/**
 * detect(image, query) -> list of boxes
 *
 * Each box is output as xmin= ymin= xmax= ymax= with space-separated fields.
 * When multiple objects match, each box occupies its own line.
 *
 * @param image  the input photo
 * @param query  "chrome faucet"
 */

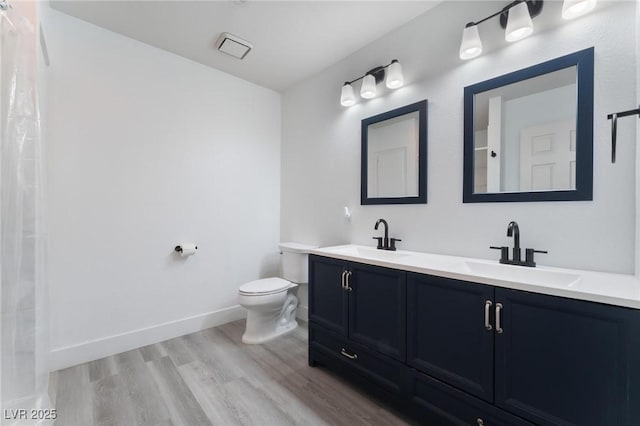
xmin=373 ymin=218 xmax=401 ymax=251
xmin=490 ymin=221 xmax=547 ymax=267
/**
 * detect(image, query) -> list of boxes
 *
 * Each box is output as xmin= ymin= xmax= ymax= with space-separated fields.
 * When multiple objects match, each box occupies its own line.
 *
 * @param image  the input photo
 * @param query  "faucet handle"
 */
xmin=524 ymin=248 xmax=547 ymax=267
xmin=372 ymin=237 xmax=383 ymax=249
xmin=389 ymin=238 xmax=402 ymax=251
xmin=490 ymin=246 xmax=509 ymax=264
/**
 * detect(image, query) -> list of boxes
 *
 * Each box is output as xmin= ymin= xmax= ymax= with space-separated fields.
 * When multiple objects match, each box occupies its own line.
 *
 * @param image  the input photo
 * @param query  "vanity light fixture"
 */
xmin=562 ymin=0 xmax=597 ymax=20
xmin=459 ymin=1 xmax=543 ymax=61
xmin=504 ymin=1 xmax=534 ymax=42
xmin=460 ymin=0 xmax=597 ymax=60
xmin=340 ymin=60 xmax=404 ymax=107
xmin=459 ymin=24 xmax=483 ymax=60
xmin=340 ymin=83 xmax=356 ymax=107
xmin=360 ymin=74 xmax=377 ymax=99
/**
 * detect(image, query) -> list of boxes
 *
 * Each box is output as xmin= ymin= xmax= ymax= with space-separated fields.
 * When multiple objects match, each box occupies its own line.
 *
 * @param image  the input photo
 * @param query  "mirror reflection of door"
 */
xmin=367 ymin=112 xmax=419 ymax=198
xmin=473 ymin=66 xmax=577 ymax=194
xmin=520 ymin=120 xmax=576 ymax=191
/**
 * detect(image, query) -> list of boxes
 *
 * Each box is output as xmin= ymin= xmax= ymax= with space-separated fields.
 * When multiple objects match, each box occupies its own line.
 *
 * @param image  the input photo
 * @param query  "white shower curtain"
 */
xmin=0 ymin=5 xmax=50 ymax=425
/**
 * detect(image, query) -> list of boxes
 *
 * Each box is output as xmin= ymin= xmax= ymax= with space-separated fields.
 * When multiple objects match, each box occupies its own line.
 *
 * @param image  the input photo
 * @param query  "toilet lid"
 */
xmin=239 ymin=277 xmax=292 ymax=296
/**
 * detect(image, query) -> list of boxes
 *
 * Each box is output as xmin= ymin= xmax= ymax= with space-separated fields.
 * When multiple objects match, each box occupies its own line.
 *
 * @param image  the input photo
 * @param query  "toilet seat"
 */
xmin=239 ymin=277 xmax=292 ymax=296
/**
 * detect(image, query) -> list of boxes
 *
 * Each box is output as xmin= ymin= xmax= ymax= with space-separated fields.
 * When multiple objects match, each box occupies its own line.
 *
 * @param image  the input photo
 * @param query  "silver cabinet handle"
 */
xmin=341 ymin=270 xmax=347 ymax=289
xmin=346 ymin=271 xmax=353 ymax=291
xmin=484 ymin=300 xmax=493 ymax=331
xmin=495 ymin=303 xmax=503 ymax=334
xmin=340 ymin=348 xmax=358 ymax=360
xmin=477 ymin=418 xmax=484 ymax=426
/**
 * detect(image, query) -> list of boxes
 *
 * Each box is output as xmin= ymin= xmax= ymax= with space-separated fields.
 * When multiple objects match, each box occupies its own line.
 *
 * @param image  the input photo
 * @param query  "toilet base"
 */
xmin=242 ymin=319 xmax=298 ymax=344
xmin=242 ymin=293 xmax=299 ymax=344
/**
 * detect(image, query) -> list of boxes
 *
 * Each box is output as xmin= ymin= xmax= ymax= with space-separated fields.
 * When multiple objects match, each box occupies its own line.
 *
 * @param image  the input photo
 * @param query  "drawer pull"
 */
xmin=477 ymin=418 xmax=484 ymax=426
xmin=340 ymin=348 xmax=358 ymax=360
xmin=484 ymin=300 xmax=493 ymax=331
xmin=495 ymin=303 xmax=503 ymax=334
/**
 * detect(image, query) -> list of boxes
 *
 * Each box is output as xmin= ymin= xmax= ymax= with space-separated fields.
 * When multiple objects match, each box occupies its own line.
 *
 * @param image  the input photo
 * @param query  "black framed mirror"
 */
xmin=361 ymin=100 xmax=428 ymax=205
xmin=463 ymin=47 xmax=594 ymax=203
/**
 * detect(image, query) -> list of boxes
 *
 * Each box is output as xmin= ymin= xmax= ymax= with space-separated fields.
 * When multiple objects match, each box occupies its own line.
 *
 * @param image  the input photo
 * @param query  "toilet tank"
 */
xmin=279 ymin=242 xmax=317 ymax=284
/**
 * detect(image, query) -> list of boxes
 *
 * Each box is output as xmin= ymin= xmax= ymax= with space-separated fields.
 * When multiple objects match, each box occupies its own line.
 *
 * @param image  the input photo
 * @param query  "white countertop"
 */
xmin=309 ymin=244 xmax=640 ymax=310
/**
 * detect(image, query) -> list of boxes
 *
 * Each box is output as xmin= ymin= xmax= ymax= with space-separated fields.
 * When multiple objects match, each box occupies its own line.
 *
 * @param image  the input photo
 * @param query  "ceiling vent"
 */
xmin=216 ymin=32 xmax=252 ymax=60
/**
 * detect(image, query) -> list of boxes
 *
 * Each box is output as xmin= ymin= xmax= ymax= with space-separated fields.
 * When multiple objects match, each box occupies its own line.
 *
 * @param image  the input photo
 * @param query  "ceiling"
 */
xmin=50 ymin=1 xmax=443 ymax=92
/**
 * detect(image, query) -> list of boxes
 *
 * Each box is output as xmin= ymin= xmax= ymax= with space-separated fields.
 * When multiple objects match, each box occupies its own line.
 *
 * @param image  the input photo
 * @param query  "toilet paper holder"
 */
xmin=174 ymin=245 xmax=198 ymax=253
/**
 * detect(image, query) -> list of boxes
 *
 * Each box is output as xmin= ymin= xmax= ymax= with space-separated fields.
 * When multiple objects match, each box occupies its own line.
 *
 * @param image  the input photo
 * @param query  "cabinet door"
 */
xmin=348 ymin=262 xmax=406 ymax=361
xmin=495 ymin=288 xmax=640 ymax=426
xmin=308 ymin=255 xmax=348 ymax=335
xmin=407 ymin=273 xmax=495 ymax=402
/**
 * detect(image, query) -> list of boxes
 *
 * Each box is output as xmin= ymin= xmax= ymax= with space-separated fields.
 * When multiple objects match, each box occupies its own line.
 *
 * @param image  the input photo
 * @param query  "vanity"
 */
xmin=308 ymin=245 xmax=640 ymax=426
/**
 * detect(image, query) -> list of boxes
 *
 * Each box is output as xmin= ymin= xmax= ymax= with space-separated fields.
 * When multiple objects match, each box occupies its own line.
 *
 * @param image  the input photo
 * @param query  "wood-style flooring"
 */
xmin=49 ymin=319 xmax=412 ymax=426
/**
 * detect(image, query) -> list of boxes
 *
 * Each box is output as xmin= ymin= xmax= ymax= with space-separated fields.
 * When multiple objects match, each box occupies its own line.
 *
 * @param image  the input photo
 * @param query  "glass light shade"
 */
xmin=385 ymin=60 xmax=404 ymax=89
xmin=360 ymin=74 xmax=377 ymax=99
xmin=505 ymin=1 xmax=534 ymax=42
xmin=459 ymin=24 xmax=483 ymax=60
xmin=562 ymin=0 xmax=596 ymax=19
xmin=340 ymin=83 xmax=356 ymax=107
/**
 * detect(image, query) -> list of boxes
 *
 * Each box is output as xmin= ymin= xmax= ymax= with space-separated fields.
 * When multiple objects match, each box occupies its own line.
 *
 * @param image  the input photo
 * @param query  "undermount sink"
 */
xmin=328 ymin=246 xmax=412 ymax=261
xmin=452 ymin=261 xmax=581 ymax=288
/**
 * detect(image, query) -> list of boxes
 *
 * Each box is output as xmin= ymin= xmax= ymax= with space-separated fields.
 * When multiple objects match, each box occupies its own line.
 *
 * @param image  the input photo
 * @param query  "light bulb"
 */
xmin=385 ymin=60 xmax=404 ymax=89
xmin=340 ymin=83 xmax=355 ymax=107
xmin=360 ymin=74 xmax=377 ymax=99
xmin=459 ymin=24 xmax=483 ymax=60
xmin=562 ymin=0 xmax=596 ymax=19
xmin=505 ymin=1 xmax=534 ymax=42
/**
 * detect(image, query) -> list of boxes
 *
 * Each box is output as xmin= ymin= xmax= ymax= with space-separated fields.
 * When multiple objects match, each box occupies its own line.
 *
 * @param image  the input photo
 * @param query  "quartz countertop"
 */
xmin=309 ymin=244 xmax=640 ymax=310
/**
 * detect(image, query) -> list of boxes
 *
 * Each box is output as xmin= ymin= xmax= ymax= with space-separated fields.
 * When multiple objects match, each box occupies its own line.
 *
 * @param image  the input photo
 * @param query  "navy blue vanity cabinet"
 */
xmin=406 ymin=271 xmax=640 ymax=426
xmin=308 ymin=255 xmax=407 ymax=396
xmin=494 ymin=288 xmax=640 ymax=426
xmin=308 ymin=255 xmax=348 ymax=336
xmin=311 ymin=255 xmax=640 ymax=425
xmin=348 ymin=262 xmax=406 ymax=361
xmin=407 ymin=273 xmax=495 ymax=403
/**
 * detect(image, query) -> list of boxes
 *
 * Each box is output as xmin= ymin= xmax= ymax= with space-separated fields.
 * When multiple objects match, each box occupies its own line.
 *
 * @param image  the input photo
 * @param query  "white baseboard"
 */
xmin=296 ymin=304 xmax=308 ymax=321
xmin=49 ymin=305 xmax=246 ymax=372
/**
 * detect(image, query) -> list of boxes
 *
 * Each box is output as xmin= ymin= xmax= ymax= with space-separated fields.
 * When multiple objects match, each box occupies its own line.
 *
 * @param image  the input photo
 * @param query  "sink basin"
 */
xmin=452 ymin=261 xmax=581 ymax=288
xmin=329 ymin=246 xmax=412 ymax=261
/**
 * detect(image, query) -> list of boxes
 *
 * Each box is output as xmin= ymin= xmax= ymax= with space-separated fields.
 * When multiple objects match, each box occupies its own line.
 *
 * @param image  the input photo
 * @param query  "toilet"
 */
xmin=238 ymin=242 xmax=316 ymax=344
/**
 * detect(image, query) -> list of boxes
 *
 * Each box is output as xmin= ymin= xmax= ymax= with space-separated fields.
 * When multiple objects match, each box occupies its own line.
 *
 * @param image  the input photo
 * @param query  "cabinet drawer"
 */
xmin=409 ymin=369 xmax=534 ymax=426
xmin=309 ymin=323 xmax=406 ymax=395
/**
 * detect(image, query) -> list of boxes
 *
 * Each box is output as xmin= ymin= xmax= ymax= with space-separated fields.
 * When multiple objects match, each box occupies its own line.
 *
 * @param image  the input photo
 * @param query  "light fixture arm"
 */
xmin=345 ymin=60 xmax=399 ymax=86
xmin=467 ymin=0 xmax=543 ymax=28
xmin=469 ymin=7 xmax=507 ymax=26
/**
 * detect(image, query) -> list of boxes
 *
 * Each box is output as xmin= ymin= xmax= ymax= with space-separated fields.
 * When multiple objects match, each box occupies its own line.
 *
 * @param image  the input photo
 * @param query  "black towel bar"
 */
xmin=607 ymin=105 xmax=640 ymax=163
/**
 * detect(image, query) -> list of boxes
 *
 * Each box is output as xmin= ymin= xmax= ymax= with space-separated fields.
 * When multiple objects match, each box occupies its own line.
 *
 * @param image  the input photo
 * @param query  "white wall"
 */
xmin=43 ymin=7 xmax=281 ymax=370
xmin=282 ymin=1 xmax=637 ymax=274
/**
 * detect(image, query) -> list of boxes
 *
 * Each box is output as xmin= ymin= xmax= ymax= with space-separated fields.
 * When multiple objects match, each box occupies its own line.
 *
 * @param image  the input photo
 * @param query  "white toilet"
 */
xmin=238 ymin=242 xmax=316 ymax=344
